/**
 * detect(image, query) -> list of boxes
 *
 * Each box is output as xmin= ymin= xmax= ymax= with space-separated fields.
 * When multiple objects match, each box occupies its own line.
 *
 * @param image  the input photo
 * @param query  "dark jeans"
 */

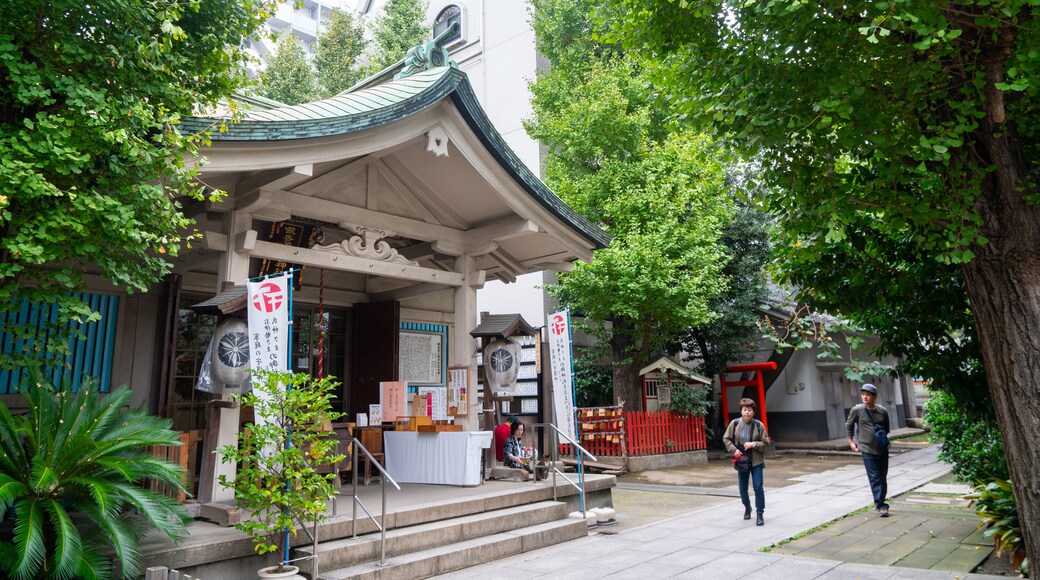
xmin=861 ymin=451 xmax=889 ymax=509
xmin=738 ymin=463 xmax=765 ymax=513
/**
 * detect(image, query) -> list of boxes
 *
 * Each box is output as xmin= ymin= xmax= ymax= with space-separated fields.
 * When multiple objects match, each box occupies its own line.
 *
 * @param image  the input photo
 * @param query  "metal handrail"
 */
xmin=532 ymin=422 xmax=597 ymax=516
xmin=347 ymin=435 xmax=400 ymax=567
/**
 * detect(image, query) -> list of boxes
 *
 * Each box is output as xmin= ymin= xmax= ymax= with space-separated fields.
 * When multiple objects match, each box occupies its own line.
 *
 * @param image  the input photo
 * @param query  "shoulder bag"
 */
xmin=731 ymin=419 xmax=753 ymax=473
xmin=865 ymin=407 xmax=891 ymax=450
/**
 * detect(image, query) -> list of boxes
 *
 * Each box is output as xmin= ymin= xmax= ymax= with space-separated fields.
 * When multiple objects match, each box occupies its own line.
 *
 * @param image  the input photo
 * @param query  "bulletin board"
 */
xmin=447 ymin=365 xmax=470 ymax=416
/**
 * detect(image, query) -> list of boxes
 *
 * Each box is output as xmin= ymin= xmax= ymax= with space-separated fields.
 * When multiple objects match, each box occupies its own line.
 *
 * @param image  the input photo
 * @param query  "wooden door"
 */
xmin=350 ymin=301 xmax=399 ymax=418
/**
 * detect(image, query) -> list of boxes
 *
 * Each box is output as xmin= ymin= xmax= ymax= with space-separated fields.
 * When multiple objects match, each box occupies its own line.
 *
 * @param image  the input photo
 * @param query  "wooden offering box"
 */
xmin=395 ymin=415 xmax=434 ymax=431
xmin=417 ymin=422 xmax=463 ymax=432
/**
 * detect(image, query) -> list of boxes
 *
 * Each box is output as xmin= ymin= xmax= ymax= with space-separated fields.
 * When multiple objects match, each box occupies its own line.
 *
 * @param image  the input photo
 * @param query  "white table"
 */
xmin=383 ymin=431 xmax=493 ymax=486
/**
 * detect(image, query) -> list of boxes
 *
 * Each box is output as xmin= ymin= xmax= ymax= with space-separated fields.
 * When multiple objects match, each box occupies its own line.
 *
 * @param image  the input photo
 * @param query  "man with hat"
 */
xmin=846 ymin=383 xmax=892 ymax=516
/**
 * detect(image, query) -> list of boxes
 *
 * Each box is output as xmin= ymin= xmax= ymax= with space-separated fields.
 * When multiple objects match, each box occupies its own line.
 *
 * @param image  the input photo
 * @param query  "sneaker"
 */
xmin=879 ymin=506 xmax=889 ymax=518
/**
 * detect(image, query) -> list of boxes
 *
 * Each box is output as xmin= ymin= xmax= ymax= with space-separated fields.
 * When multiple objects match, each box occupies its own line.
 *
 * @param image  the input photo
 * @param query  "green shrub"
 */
xmin=965 ymin=479 xmax=1029 ymax=575
xmin=924 ymin=389 xmax=1007 ymax=483
xmin=667 ymin=384 xmax=712 ymax=417
xmin=218 ymin=371 xmax=344 ymax=570
xmin=0 ymin=366 xmax=191 ymax=579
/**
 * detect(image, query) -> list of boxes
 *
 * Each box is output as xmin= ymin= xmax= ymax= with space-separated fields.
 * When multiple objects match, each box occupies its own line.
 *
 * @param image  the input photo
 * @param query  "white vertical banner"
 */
xmin=247 ymin=274 xmax=291 ymax=417
xmin=548 ymin=310 xmax=577 ymax=441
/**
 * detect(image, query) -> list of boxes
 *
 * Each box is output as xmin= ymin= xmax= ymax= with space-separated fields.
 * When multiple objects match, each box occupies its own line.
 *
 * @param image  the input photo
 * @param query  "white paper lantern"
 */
xmin=211 ymin=317 xmax=250 ymax=388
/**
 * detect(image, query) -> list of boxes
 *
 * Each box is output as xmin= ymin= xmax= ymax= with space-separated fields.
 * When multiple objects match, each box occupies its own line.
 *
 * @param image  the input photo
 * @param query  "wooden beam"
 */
xmin=464 ymin=217 xmax=539 ymax=244
xmin=270 ymin=190 xmax=468 ymax=245
xmin=251 ymin=240 xmax=465 ymax=286
xmin=236 ymin=165 xmax=313 ymax=196
xmin=370 ymin=282 xmax=454 ymax=302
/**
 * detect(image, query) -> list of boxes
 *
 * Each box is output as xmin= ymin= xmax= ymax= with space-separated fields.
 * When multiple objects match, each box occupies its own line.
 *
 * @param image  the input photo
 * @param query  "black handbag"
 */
xmin=733 ymin=454 xmax=752 ymax=473
xmin=731 ymin=419 xmax=754 ymax=473
xmin=865 ymin=407 xmax=891 ymax=450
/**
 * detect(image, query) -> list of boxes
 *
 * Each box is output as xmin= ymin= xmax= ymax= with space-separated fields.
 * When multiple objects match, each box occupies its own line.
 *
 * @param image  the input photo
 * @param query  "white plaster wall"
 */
xmin=763 ymin=348 xmax=825 ymax=415
xmin=476 ymin=271 xmax=547 ymax=328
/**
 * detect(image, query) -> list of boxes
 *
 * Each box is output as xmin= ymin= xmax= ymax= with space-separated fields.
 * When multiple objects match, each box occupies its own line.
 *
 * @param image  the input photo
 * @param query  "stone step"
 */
xmin=316 ymin=517 xmax=587 ymax=580
xmin=297 ymin=501 xmax=570 ymax=575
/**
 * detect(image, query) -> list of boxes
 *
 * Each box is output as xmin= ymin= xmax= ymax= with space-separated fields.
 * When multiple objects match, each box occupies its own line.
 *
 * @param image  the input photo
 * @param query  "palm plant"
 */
xmin=0 ymin=366 xmax=191 ymax=580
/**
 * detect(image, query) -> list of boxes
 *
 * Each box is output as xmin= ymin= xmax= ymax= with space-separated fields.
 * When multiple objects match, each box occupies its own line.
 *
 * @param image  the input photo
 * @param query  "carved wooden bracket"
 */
xmin=312 ymin=226 xmax=419 ymax=266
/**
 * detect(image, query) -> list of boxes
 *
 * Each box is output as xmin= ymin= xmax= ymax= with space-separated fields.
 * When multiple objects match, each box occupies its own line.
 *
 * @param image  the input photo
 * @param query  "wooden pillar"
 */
xmin=452 ymin=255 xmax=484 ymax=431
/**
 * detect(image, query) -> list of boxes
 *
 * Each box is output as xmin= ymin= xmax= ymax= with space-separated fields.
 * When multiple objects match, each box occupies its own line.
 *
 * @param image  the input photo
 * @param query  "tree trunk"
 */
xmin=610 ymin=318 xmax=645 ymax=411
xmin=961 ymin=77 xmax=1040 ymax=564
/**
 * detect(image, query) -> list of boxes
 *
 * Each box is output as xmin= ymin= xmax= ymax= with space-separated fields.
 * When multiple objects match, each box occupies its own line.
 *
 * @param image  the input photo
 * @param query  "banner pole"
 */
xmin=283 ymin=271 xmax=294 ymax=568
xmin=565 ymin=310 xmax=585 ymax=514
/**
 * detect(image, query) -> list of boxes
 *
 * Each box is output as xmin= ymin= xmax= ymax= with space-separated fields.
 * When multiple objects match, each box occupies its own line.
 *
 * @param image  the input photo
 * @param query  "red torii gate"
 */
xmin=719 ymin=361 xmax=778 ymax=433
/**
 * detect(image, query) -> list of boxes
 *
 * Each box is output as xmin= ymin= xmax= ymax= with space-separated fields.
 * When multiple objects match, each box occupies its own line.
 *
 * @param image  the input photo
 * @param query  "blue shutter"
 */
xmin=0 ymin=293 xmax=120 ymax=393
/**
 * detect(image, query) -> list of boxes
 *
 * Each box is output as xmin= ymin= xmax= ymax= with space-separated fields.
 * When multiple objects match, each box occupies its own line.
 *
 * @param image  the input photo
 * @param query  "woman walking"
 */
xmin=723 ymin=398 xmax=770 ymax=525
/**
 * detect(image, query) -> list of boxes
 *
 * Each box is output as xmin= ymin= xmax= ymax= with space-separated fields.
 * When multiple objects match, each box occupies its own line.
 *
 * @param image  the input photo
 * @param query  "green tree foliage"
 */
xmin=0 ymin=0 xmax=272 ymax=362
xmin=367 ymin=0 xmax=429 ymax=73
xmin=528 ymin=0 xmax=734 ymax=409
xmin=675 ymin=203 xmax=771 ymax=377
xmin=611 ymin=0 xmax=1040 ymax=560
xmin=314 ymin=8 xmax=367 ymax=98
xmin=0 ymin=368 xmax=190 ymax=580
xmin=258 ymin=32 xmax=317 ymax=105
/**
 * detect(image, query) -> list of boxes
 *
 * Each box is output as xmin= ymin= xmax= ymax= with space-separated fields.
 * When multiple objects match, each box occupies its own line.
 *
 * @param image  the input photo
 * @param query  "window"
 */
xmin=644 ymin=379 xmax=661 ymax=398
xmin=433 ymin=5 xmax=462 ymax=43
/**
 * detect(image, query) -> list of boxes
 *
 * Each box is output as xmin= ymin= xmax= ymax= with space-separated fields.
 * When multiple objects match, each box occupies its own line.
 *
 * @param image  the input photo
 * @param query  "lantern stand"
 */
xmin=469 ymin=312 xmax=538 ymax=479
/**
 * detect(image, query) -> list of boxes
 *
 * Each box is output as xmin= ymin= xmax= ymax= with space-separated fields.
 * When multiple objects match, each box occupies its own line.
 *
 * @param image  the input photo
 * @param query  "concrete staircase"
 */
xmin=298 ymin=500 xmax=586 ymax=579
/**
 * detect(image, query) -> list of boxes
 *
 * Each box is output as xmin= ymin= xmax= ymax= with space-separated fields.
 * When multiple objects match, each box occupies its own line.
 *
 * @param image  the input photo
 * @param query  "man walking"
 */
xmin=846 ymin=383 xmax=891 ymax=516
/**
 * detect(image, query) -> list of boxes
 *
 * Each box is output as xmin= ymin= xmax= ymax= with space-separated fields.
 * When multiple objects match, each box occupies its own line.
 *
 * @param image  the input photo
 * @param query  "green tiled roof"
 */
xmin=182 ymin=67 xmax=610 ymax=249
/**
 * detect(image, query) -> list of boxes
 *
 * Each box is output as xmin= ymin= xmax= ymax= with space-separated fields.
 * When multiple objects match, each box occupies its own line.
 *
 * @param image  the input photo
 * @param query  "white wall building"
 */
xmin=245 ymin=0 xmax=345 ymax=77
xmin=357 ymin=0 xmax=552 ymax=326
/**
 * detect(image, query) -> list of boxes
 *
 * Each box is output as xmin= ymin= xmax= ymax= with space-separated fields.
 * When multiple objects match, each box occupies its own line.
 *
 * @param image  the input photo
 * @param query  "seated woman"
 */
xmin=502 ymin=420 xmax=532 ymax=473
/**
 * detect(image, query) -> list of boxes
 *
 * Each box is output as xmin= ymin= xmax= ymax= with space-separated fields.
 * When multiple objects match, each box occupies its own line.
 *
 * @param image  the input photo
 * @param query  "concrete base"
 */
xmin=625 ymin=449 xmax=708 ymax=472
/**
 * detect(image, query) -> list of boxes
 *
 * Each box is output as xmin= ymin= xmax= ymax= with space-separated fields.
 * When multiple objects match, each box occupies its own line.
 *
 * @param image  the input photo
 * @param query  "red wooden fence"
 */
xmin=559 ymin=408 xmax=706 ymax=458
xmin=625 ymin=411 xmax=706 ymax=456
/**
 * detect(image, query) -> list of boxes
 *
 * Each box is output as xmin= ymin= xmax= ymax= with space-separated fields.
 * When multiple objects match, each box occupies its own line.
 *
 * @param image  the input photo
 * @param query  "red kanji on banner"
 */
xmin=550 ymin=313 xmax=567 ymax=336
xmin=251 ymin=282 xmax=285 ymax=313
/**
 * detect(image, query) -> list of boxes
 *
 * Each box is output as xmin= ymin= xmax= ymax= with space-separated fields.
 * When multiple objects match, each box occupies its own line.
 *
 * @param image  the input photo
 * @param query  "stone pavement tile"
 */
xmin=961 ymin=527 xmax=988 ymax=546
xmin=893 ymin=540 xmax=959 ymax=569
xmin=651 ymin=546 xmax=733 ymax=568
xmin=600 ymin=560 xmax=689 ymax=579
xmin=741 ymin=555 xmax=843 ymax=579
xmin=531 ymin=565 xmax=621 ymax=579
xmin=804 ymin=533 xmax=865 ymax=559
xmin=886 ymin=569 xmax=965 ymax=579
xmin=625 ymin=534 xmax=700 ymax=555
xmin=928 ymin=545 xmax=989 ymax=572
xmin=915 ymin=484 xmax=973 ymax=495
xmin=770 ymin=528 xmax=845 ymax=556
xmin=621 ymin=524 xmax=682 ymax=542
xmin=855 ymin=539 xmax=928 ymax=566
xmin=669 ymin=552 xmax=778 ymax=580
xmin=434 ymin=564 xmax=513 ymax=579
xmin=936 ymin=518 xmax=985 ymax=542
xmin=818 ymin=562 xmax=897 ymax=579
xmin=594 ymin=544 xmax=674 ymax=569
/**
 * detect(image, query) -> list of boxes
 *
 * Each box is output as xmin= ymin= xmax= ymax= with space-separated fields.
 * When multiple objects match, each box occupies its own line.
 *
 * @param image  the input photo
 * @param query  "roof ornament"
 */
xmin=394 ymin=21 xmax=460 ymax=80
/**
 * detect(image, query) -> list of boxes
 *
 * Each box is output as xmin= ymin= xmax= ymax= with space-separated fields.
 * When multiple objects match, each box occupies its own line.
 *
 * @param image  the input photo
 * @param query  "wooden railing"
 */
xmin=147 ymin=430 xmax=201 ymax=502
xmin=560 ymin=408 xmax=706 ymax=458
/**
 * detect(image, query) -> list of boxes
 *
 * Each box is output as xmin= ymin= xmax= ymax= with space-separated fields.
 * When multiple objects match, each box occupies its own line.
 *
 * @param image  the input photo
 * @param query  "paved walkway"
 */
xmin=433 ymin=445 xmax=1003 ymax=579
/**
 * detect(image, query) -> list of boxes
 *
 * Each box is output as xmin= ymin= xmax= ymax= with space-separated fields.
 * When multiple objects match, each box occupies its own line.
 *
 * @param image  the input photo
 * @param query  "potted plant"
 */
xmin=0 ymin=365 xmax=191 ymax=580
xmin=219 ymin=371 xmax=344 ymax=579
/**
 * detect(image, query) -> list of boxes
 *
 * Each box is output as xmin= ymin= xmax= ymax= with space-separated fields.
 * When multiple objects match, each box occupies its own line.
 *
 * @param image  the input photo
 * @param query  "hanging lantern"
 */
xmin=483 ymin=337 xmax=520 ymax=394
xmin=211 ymin=317 xmax=250 ymax=388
